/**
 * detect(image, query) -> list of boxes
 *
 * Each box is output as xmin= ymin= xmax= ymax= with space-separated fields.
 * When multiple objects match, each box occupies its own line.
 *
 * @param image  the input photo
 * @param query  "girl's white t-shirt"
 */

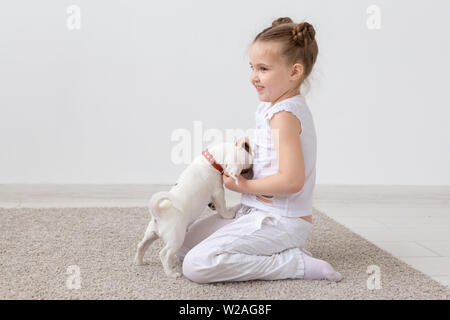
xmin=241 ymin=94 xmax=317 ymax=217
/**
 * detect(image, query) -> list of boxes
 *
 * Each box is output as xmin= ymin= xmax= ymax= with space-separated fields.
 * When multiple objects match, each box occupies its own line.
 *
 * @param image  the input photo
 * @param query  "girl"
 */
xmin=176 ymin=17 xmax=342 ymax=283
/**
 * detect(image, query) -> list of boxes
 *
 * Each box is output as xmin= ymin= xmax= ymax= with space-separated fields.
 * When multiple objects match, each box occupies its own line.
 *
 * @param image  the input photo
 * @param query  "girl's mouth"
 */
xmin=256 ymin=86 xmax=264 ymax=92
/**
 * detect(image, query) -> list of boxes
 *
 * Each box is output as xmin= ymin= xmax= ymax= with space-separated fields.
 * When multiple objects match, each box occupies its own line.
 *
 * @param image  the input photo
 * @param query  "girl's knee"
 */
xmin=182 ymin=249 xmax=218 ymax=284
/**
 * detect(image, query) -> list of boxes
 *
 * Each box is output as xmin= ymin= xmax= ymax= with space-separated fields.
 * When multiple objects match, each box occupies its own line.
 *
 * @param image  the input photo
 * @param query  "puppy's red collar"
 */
xmin=202 ymin=149 xmax=224 ymax=175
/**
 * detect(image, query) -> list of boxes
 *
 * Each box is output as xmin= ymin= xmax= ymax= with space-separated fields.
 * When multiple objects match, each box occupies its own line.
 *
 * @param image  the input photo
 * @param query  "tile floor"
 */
xmin=0 ymin=184 xmax=449 ymax=288
xmin=312 ymin=185 xmax=450 ymax=288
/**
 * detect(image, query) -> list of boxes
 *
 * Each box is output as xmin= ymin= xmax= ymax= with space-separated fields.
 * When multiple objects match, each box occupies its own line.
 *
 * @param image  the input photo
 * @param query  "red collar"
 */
xmin=202 ymin=149 xmax=224 ymax=175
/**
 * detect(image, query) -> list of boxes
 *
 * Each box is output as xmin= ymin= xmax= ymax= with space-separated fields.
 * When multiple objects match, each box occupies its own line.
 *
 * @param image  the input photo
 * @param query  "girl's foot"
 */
xmin=301 ymin=250 xmax=343 ymax=282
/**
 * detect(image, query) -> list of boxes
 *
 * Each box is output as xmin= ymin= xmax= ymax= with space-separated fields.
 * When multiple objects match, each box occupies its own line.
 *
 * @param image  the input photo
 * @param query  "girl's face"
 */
xmin=249 ymin=41 xmax=302 ymax=105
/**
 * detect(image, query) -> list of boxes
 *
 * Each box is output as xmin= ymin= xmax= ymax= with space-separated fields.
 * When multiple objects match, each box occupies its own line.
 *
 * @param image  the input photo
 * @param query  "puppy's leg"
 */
xmin=211 ymin=186 xmax=235 ymax=219
xmin=159 ymin=228 xmax=185 ymax=278
xmin=228 ymin=203 xmax=243 ymax=215
xmin=134 ymin=219 xmax=159 ymax=266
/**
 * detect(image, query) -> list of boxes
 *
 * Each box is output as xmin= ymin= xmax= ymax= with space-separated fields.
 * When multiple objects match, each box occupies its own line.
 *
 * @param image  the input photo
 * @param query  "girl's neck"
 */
xmin=270 ymin=88 xmax=301 ymax=107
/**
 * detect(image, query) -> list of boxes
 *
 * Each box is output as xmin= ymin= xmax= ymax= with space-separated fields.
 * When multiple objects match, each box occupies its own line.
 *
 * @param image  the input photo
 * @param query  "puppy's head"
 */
xmin=223 ymin=137 xmax=253 ymax=185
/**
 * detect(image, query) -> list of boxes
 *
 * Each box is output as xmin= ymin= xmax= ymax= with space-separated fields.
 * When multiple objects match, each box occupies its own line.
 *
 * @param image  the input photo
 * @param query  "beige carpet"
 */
xmin=0 ymin=206 xmax=449 ymax=300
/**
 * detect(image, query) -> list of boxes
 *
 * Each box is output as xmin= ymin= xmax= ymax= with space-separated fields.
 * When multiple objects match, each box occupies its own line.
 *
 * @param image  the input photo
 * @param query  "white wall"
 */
xmin=0 ymin=0 xmax=449 ymax=185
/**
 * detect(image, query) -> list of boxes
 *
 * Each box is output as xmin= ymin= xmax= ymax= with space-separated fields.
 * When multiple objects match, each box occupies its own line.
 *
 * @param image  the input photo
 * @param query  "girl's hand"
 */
xmin=222 ymin=172 xmax=248 ymax=193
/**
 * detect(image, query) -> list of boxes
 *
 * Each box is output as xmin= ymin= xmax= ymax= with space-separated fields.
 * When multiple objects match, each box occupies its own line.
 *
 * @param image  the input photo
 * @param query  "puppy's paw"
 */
xmin=220 ymin=209 xmax=237 ymax=219
xmin=229 ymin=203 xmax=243 ymax=213
xmin=134 ymin=259 xmax=149 ymax=266
xmin=220 ymin=203 xmax=242 ymax=219
xmin=166 ymin=270 xmax=183 ymax=279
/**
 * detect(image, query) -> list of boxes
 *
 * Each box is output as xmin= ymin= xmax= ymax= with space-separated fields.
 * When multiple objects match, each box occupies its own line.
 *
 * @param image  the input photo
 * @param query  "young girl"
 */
xmin=176 ymin=17 xmax=342 ymax=283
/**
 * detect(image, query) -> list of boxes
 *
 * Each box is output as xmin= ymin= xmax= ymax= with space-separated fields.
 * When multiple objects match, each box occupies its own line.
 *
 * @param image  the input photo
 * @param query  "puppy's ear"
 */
xmin=235 ymin=136 xmax=252 ymax=156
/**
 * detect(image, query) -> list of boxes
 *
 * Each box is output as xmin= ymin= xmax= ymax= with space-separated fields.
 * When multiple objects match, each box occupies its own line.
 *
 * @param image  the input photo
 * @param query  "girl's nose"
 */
xmin=250 ymin=74 xmax=259 ymax=85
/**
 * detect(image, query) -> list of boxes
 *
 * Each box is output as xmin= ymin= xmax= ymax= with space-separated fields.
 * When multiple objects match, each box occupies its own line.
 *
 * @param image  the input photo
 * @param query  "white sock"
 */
xmin=301 ymin=251 xmax=343 ymax=282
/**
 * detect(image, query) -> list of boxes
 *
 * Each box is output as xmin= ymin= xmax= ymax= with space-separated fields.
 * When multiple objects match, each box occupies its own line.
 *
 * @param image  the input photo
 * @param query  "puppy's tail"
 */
xmin=148 ymin=191 xmax=183 ymax=220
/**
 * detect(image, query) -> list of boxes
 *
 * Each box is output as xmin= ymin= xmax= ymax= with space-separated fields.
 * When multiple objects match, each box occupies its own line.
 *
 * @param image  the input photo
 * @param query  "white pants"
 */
xmin=177 ymin=204 xmax=313 ymax=283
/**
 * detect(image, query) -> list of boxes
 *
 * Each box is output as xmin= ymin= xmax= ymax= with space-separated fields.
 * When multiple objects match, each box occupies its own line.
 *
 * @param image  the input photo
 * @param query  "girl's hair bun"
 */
xmin=271 ymin=17 xmax=293 ymax=27
xmin=292 ymin=22 xmax=316 ymax=47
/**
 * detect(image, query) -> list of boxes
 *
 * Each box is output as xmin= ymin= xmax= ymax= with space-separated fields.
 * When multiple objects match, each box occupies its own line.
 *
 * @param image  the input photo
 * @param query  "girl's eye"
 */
xmin=250 ymin=66 xmax=267 ymax=71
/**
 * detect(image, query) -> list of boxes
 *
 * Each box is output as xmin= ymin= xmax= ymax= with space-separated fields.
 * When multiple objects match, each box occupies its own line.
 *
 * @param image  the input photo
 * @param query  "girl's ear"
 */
xmin=291 ymin=63 xmax=304 ymax=81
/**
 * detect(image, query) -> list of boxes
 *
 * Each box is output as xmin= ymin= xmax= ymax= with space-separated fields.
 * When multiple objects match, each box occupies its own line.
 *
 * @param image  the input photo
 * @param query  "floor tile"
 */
xmin=373 ymin=216 xmax=450 ymax=228
xmin=349 ymin=226 xmax=450 ymax=242
xmin=416 ymin=241 xmax=450 ymax=257
xmin=371 ymin=241 xmax=440 ymax=257
xmin=400 ymin=257 xmax=450 ymax=276
xmin=394 ymin=228 xmax=450 ymax=242
xmin=0 ymin=202 xmax=21 ymax=208
xmin=314 ymin=206 xmax=450 ymax=218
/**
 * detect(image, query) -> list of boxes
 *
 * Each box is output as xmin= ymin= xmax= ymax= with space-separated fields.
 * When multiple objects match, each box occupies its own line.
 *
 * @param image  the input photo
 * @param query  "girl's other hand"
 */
xmin=222 ymin=172 xmax=248 ymax=193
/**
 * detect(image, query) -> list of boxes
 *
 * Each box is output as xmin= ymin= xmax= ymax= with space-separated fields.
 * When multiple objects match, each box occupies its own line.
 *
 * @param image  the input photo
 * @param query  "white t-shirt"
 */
xmin=241 ymin=94 xmax=317 ymax=217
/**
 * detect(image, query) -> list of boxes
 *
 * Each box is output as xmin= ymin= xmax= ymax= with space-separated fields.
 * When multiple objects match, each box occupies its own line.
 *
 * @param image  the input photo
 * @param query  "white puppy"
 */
xmin=134 ymin=138 xmax=253 ymax=278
